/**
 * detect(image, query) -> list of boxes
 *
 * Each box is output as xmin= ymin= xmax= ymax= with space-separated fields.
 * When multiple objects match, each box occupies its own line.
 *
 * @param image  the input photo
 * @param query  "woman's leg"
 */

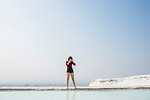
xmin=71 ymin=72 xmax=76 ymax=89
xmin=66 ymin=73 xmax=70 ymax=89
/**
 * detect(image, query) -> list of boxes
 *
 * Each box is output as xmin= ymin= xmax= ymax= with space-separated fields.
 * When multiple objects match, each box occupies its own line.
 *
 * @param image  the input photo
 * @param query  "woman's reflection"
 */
xmin=66 ymin=91 xmax=76 ymax=100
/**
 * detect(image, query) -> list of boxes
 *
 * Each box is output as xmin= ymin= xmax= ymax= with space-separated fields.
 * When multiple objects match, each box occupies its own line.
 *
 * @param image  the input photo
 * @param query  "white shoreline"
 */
xmin=0 ymin=86 xmax=150 ymax=91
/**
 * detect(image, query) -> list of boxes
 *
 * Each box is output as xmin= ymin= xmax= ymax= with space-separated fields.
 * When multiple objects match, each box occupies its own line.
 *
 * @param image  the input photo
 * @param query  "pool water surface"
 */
xmin=0 ymin=90 xmax=149 ymax=100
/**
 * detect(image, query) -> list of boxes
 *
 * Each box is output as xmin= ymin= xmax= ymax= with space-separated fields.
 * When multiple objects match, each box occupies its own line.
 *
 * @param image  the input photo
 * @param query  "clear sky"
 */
xmin=0 ymin=0 xmax=150 ymax=86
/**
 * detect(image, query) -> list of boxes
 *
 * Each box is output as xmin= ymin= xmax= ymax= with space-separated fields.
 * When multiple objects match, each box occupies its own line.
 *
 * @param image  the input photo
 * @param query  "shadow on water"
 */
xmin=66 ymin=91 xmax=76 ymax=100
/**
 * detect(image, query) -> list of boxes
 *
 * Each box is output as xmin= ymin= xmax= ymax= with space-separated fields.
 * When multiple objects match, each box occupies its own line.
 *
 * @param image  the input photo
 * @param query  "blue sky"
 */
xmin=0 ymin=0 xmax=150 ymax=86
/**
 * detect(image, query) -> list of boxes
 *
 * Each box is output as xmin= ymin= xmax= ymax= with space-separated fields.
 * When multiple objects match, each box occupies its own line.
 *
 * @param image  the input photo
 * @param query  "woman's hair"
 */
xmin=68 ymin=56 xmax=73 ymax=61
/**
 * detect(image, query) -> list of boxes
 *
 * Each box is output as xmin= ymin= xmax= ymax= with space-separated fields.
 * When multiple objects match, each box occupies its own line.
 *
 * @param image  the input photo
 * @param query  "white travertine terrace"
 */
xmin=89 ymin=75 xmax=150 ymax=88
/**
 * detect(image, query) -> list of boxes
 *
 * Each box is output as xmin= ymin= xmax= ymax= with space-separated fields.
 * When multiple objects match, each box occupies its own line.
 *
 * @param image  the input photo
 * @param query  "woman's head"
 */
xmin=68 ymin=56 xmax=73 ymax=61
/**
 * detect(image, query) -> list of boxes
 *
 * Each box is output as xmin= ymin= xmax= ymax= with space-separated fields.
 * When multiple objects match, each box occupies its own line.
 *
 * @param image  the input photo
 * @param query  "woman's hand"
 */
xmin=67 ymin=59 xmax=72 ymax=65
xmin=72 ymin=59 xmax=74 ymax=63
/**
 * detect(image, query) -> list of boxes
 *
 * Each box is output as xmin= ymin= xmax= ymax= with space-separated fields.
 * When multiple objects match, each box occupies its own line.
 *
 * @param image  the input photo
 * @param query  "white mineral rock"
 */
xmin=89 ymin=75 xmax=150 ymax=88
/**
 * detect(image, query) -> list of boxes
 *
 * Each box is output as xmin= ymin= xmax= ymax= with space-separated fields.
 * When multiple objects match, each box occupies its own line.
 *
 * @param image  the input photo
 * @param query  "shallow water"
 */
xmin=0 ymin=90 xmax=149 ymax=100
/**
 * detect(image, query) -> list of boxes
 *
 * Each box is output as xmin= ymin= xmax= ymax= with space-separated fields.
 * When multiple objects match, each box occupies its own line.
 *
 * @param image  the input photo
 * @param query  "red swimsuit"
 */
xmin=66 ymin=61 xmax=76 ymax=69
xmin=66 ymin=61 xmax=76 ymax=73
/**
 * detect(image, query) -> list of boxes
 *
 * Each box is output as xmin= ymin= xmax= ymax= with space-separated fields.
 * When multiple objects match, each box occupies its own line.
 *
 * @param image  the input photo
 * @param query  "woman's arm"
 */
xmin=72 ymin=59 xmax=76 ymax=66
xmin=67 ymin=59 xmax=72 ymax=65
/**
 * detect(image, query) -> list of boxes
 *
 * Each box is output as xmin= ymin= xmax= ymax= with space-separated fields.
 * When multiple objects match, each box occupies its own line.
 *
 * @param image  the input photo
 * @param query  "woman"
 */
xmin=66 ymin=56 xmax=76 ymax=89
